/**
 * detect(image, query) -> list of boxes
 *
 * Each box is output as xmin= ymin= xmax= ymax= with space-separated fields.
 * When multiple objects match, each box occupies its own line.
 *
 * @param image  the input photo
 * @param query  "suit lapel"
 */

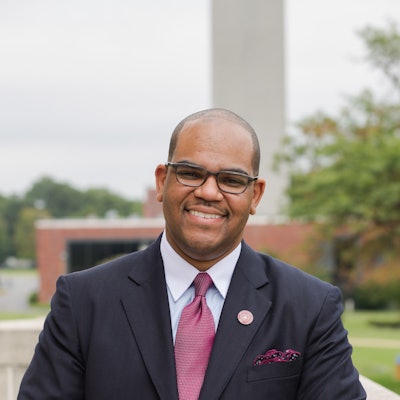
xmin=200 ymin=243 xmax=272 ymax=399
xmin=120 ymin=239 xmax=179 ymax=400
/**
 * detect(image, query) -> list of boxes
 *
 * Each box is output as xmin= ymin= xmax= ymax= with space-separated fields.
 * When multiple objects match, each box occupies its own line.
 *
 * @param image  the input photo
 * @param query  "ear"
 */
xmin=249 ymin=178 xmax=266 ymax=215
xmin=155 ymin=164 xmax=168 ymax=202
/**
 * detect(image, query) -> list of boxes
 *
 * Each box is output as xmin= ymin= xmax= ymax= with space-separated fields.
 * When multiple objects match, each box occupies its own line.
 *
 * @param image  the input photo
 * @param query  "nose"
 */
xmin=193 ymin=175 xmax=223 ymax=201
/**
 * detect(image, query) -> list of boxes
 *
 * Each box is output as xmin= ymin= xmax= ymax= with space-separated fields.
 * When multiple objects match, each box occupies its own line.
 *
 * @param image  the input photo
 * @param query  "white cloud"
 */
xmin=1 ymin=0 xmax=399 ymax=199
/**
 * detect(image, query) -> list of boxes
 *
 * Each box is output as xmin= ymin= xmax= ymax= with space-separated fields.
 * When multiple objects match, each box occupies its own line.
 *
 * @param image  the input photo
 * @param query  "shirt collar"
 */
xmin=161 ymin=232 xmax=240 ymax=302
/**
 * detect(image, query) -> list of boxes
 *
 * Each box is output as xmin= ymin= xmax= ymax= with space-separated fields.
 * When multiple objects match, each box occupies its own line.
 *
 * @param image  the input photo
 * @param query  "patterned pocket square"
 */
xmin=254 ymin=349 xmax=301 ymax=366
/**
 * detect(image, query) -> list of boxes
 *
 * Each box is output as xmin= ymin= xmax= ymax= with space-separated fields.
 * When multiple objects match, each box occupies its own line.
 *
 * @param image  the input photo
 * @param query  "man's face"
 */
xmin=155 ymin=117 xmax=265 ymax=269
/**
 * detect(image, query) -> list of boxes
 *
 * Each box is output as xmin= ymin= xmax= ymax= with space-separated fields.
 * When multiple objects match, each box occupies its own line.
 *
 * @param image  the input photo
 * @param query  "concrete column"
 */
xmin=0 ymin=318 xmax=43 ymax=400
xmin=212 ymin=0 xmax=286 ymax=219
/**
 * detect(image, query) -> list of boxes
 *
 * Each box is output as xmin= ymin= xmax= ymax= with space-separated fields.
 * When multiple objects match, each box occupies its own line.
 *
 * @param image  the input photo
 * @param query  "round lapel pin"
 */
xmin=237 ymin=310 xmax=254 ymax=325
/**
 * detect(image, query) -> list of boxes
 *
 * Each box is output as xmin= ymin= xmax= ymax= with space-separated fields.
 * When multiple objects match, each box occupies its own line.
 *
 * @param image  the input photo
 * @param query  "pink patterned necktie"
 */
xmin=175 ymin=273 xmax=215 ymax=400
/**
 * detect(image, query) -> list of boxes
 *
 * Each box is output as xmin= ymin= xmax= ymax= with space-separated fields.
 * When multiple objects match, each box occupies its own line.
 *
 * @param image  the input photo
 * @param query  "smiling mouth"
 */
xmin=189 ymin=210 xmax=223 ymax=219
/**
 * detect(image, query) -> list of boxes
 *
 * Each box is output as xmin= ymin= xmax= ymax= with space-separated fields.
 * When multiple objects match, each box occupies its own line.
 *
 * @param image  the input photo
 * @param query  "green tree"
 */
xmin=0 ymin=194 xmax=27 ymax=261
xmin=14 ymin=207 xmax=50 ymax=259
xmin=275 ymin=22 xmax=400 ymax=291
xmin=24 ymin=176 xmax=84 ymax=217
xmin=24 ymin=176 xmax=142 ymax=218
xmin=1 ymin=177 xmax=143 ymax=262
xmin=361 ymin=21 xmax=400 ymax=93
xmin=0 ymin=198 xmax=9 ymax=262
xmin=80 ymin=188 xmax=142 ymax=217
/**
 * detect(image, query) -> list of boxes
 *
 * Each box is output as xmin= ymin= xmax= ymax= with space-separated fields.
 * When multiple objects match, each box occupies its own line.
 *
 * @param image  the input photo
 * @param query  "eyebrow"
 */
xmin=173 ymin=160 xmax=252 ymax=176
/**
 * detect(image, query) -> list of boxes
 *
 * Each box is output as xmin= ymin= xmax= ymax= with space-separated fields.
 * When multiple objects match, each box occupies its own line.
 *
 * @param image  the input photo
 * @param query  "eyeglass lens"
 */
xmin=174 ymin=164 xmax=250 ymax=194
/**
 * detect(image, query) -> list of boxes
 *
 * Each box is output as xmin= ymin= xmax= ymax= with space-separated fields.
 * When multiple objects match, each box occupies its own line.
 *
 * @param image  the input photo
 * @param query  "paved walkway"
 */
xmin=0 ymin=272 xmax=39 ymax=312
xmin=350 ymin=337 xmax=400 ymax=349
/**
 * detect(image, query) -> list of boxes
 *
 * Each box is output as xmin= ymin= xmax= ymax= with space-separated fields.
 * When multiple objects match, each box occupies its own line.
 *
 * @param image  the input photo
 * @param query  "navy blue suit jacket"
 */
xmin=18 ymin=237 xmax=366 ymax=399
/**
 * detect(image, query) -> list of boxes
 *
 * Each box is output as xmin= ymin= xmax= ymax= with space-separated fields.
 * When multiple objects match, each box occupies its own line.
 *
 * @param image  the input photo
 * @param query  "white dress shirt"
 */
xmin=160 ymin=232 xmax=240 ymax=343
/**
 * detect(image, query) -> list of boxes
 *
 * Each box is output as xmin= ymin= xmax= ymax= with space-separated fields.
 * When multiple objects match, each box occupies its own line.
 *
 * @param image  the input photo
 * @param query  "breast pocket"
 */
xmin=247 ymin=360 xmax=302 ymax=382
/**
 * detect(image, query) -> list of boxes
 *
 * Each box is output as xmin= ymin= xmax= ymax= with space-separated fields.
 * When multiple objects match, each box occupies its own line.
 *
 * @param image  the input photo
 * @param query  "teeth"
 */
xmin=190 ymin=210 xmax=222 ymax=219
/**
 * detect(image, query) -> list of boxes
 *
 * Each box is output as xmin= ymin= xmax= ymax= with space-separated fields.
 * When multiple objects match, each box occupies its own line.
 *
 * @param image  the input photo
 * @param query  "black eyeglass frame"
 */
xmin=165 ymin=162 xmax=258 ymax=194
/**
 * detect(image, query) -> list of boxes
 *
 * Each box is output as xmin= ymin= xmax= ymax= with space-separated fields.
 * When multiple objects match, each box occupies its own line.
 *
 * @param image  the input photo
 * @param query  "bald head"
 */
xmin=167 ymin=108 xmax=261 ymax=175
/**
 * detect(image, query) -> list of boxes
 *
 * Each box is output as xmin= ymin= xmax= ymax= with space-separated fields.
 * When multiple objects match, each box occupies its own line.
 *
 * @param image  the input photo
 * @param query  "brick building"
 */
xmin=35 ymin=216 xmax=315 ymax=303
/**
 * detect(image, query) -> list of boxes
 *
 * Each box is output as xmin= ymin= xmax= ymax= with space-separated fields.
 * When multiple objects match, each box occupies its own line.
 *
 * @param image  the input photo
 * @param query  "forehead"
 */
xmin=178 ymin=118 xmax=252 ymax=150
xmin=173 ymin=117 xmax=254 ymax=170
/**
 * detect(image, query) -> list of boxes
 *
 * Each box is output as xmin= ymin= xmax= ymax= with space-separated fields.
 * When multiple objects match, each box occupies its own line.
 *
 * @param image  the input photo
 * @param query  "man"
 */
xmin=18 ymin=108 xmax=366 ymax=399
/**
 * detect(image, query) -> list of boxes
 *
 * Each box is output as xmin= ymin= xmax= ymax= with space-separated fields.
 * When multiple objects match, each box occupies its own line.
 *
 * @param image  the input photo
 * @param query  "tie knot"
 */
xmin=193 ymin=273 xmax=213 ymax=297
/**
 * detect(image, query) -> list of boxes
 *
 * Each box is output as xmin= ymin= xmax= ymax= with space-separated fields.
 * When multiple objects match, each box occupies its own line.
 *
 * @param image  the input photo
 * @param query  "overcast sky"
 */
xmin=1 ymin=0 xmax=399 ymax=201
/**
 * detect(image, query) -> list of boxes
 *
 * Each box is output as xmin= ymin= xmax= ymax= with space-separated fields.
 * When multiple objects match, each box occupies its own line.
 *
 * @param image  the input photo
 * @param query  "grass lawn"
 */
xmin=0 ymin=304 xmax=49 ymax=320
xmin=0 ymin=267 xmax=38 ymax=276
xmin=343 ymin=310 xmax=400 ymax=394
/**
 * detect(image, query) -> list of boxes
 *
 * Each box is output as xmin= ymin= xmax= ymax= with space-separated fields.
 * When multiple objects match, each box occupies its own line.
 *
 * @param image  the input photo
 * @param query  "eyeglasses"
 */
xmin=165 ymin=162 xmax=258 ymax=194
